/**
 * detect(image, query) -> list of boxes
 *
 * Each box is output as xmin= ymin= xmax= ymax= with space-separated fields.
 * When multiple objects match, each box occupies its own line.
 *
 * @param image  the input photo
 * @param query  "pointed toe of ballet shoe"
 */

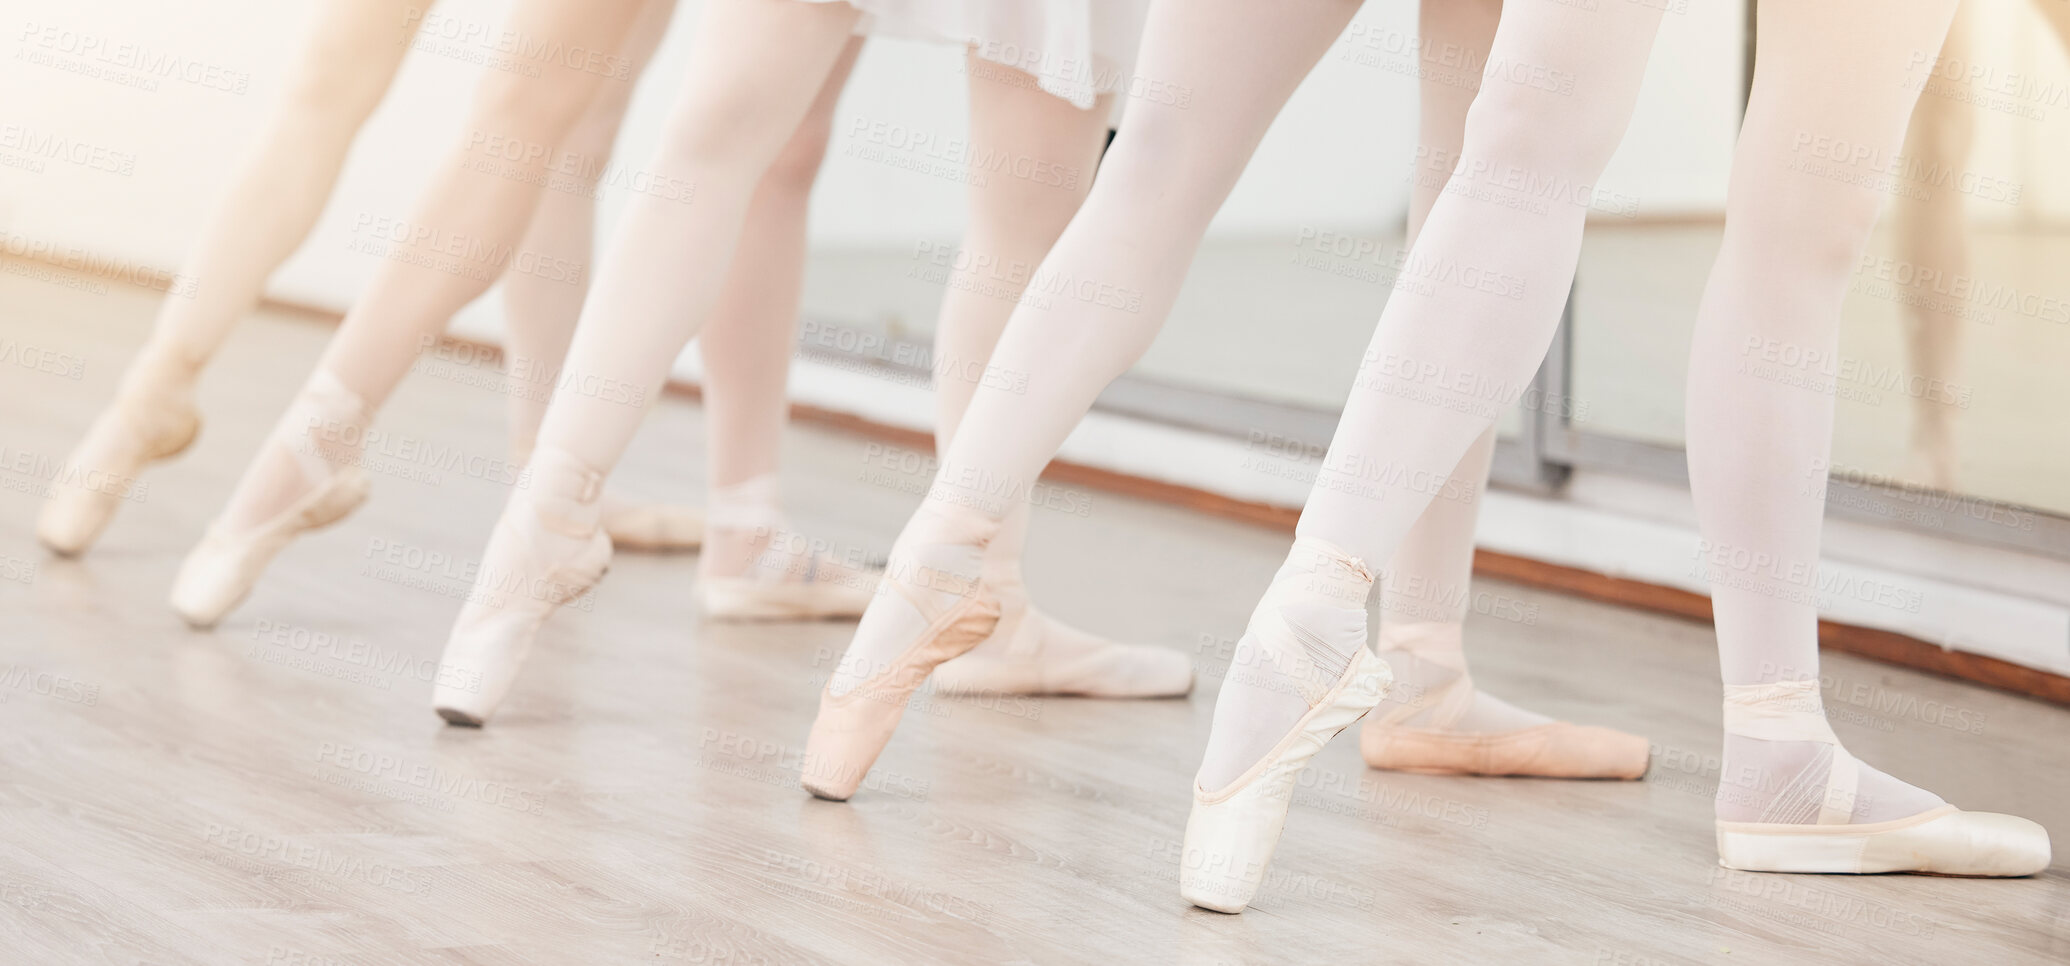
xmin=600 ymin=501 xmax=704 ymax=552
xmin=1179 ymin=648 xmax=1391 ymax=914
xmin=432 ymin=558 xmax=604 ymax=728
xmin=1360 ymin=719 xmax=1650 ymax=780
xmin=434 ymin=707 xmax=485 ymax=728
xmin=800 ymin=589 xmax=1001 ymax=801
xmin=799 ymin=698 xmax=895 ymax=802
xmin=1717 ymin=806 xmax=2052 ymax=876
xmin=430 ymin=661 xmax=507 ymax=728
xmin=167 ymin=544 xmax=245 ymax=629
xmin=39 ymin=395 xmax=200 ymax=558
xmin=1180 ymin=783 xmax=1288 ymax=914
xmin=36 ymin=497 xmax=107 ymax=558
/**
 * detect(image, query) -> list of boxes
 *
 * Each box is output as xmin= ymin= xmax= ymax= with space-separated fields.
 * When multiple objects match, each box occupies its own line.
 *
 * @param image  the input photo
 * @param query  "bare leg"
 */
xmin=37 ymin=0 xmax=423 ymax=555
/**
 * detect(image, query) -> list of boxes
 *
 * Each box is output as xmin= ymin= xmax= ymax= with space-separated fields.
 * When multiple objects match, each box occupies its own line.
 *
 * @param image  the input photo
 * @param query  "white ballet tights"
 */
xmin=1888 ymin=7 xmax=1973 ymax=494
xmin=1688 ymin=0 xmax=1961 ymax=825
xmin=1215 ymin=0 xmax=1664 ymax=781
xmin=44 ymin=0 xmax=420 ymax=549
xmin=123 ymin=0 xmax=419 ymax=389
xmin=842 ymin=0 xmax=1375 ymax=699
xmin=211 ymin=0 xmax=666 ymax=535
xmin=528 ymin=0 xmax=862 ymax=477
xmin=1370 ymin=0 xmax=1549 ymax=736
xmin=925 ymin=50 xmax=1124 ymax=666
xmin=838 ymin=0 xmax=1663 ymax=782
xmin=694 ymin=38 xmax=862 ymax=580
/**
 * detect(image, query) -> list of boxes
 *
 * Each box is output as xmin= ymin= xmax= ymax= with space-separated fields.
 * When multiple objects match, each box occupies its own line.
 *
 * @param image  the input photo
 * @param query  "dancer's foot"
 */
xmin=432 ymin=446 xmax=612 ymax=726
xmin=693 ymin=473 xmax=876 ymax=620
xmin=800 ymin=504 xmax=1001 ymax=801
xmin=931 ymin=560 xmax=1192 ymax=698
xmin=600 ymin=494 xmax=704 ymax=552
xmin=1358 ymin=622 xmax=1648 ymax=779
xmin=168 ymin=371 xmax=370 ymax=628
xmin=38 ymin=353 xmax=200 ymax=556
xmin=1714 ymin=680 xmax=2048 ymax=875
xmin=1181 ymin=538 xmax=1392 ymax=913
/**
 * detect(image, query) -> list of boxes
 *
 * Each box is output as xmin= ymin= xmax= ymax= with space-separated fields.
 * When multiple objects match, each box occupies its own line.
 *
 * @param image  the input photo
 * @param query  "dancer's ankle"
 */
xmin=1717 ymin=680 xmax=1946 ymax=825
xmin=1371 ymin=621 xmax=1552 ymax=732
xmin=521 ymin=446 xmax=606 ymax=533
xmin=701 ymin=474 xmax=785 ymax=578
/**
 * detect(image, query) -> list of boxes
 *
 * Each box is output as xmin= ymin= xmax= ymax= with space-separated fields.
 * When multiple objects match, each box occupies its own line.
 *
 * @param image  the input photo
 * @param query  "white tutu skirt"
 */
xmin=807 ymin=0 xmax=1147 ymax=111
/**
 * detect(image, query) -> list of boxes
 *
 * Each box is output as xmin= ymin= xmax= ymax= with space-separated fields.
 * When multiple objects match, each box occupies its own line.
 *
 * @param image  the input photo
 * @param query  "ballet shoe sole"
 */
xmin=603 ymin=533 xmax=702 ymax=553
xmin=1359 ymin=722 xmax=1651 ymax=780
xmin=930 ymin=664 xmax=1197 ymax=699
xmin=700 ymin=580 xmax=873 ymax=622
xmin=601 ymin=507 xmax=704 ymax=553
xmin=1715 ymin=806 xmax=2051 ymax=876
xmin=435 ymin=707 xmax=486 ymax=728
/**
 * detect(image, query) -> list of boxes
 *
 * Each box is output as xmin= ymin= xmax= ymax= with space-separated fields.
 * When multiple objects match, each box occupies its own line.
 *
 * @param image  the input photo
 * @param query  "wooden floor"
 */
xmin=3 ymin=269 xmax=2068 ymax=965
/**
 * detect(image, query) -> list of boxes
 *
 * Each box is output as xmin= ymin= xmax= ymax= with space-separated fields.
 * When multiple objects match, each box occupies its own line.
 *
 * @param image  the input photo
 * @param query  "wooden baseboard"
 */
xmin=457 ymin=330 xmax=2070 ymax=708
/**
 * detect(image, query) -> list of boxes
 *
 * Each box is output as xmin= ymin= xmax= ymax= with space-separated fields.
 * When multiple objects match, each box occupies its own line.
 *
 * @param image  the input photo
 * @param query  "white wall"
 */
xmin=0 ymin=0 xmax=1744 ymax=333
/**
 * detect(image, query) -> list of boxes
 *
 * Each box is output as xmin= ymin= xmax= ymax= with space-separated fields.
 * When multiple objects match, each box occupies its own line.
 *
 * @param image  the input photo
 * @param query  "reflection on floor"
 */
xmin=1 ymin=268 xmax=2066 ymax=964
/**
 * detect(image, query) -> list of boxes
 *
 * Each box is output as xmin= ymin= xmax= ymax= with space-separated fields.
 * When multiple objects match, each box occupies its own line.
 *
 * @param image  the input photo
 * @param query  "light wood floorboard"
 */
xmin=1 ymin=271 xmax=2066 ymax=964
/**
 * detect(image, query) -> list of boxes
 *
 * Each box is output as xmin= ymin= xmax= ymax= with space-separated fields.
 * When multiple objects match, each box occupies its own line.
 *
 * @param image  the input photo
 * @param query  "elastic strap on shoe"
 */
xmin=1370 ymin=622 xmax=1474 ymax=729
xmin=278 ymin=369 xmax=370 ymax=485
xmin=523 ymin=446 xmax=605 ymax=537
xmin=1723 ymin=680 xmax=1859 ymax=825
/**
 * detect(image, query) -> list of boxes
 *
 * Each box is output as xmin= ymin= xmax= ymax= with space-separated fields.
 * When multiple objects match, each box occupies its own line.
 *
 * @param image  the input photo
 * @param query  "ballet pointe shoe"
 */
xmin=1713 ymin=681 xmax=2050 ymax=876
xmin=800 ymin=591 xmax=1001 ymax=800
xmin=1181 ymin=647 xmax=1392 ymax=913
xmin=929 ymin=599 xmax=1194 ymax=698
xmin=600 ymin=498 xmax=705 ymax=552
xmin=433 ymin=447 xmax=611 ymax=726
xmin=168 ymin=373 xmax=370 ymax=628
xmin=801 ymin=512 xmax=1001 ymax=801
xmin=1360 ymin=720 xmax=1648 ymax=779
xmin=37 ymin=361 xmax=200 ymax=556
xmin=1356 ymin=623 xmax=1648 ymax=779
xmin=697 ymin=544 xmax=881 ymax=622
xmin=168 ymin=471 xmax=370 ymax=628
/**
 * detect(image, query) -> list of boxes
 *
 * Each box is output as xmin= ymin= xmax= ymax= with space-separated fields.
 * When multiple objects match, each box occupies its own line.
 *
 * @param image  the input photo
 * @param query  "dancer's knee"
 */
xmin=1740 ymin=175 xmax=1885 ymax=282
xmin=282 ymin=36 xmax=395 ymax=126
xmin=1459 ymin=79 xmax=1633 ymax=189
xmin=655 ymin=87 xmax=803 ymax=186
xmin=760 ymin=114 xmax=837 ymax=196
xmin=1094 ymin=111 xmax=1243 ymax=227
xmin=470 ymin=69 xmax=607 ymax=157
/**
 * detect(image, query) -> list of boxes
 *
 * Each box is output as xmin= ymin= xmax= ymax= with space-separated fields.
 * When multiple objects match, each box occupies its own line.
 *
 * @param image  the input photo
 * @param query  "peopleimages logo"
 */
xmin=16 ymin=22 xmax=251 ymax=93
